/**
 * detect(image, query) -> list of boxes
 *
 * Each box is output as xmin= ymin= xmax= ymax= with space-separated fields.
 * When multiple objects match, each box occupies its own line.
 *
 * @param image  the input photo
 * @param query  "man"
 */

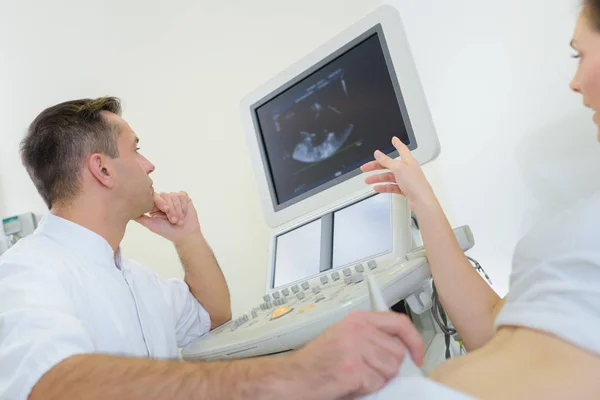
xmin=0 ymin=97 xmax=423 ymax=400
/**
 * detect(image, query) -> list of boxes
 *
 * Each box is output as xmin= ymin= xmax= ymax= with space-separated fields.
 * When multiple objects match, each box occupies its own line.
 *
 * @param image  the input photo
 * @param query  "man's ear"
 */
xmin=88 ymin=153 xmax=115 ymax=189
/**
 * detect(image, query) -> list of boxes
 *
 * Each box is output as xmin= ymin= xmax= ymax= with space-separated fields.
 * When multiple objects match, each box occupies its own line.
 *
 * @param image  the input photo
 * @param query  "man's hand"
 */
xmin=291 ymin=310 xmax=424 ymax=399
xmin=135 ymin=191 xmax=201 ymax=243
xmin=137 ymin=191 xmax=231 ymax=327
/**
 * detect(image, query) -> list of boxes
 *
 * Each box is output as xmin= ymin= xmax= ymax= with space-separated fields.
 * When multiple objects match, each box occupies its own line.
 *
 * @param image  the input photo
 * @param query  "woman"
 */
xmin=361 ymin=2 xmax=600 ymax=399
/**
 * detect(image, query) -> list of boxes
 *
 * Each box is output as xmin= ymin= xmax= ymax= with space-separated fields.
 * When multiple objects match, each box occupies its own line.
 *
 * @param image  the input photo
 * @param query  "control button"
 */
xmin=263 ymin=294 xmax=271 ymax=302
xmin=260 ymin=303 xmax=266 ymax=310
xmin=355 ymin=264 xmax=365 ymax=273
xmin=299 ymin=304 xmax=315 ymax=313
xmin=312 ymin=286 xmax=321 ymax=294
xmin=291 ymin=285 xmax=300 ymax=294
xmin=315 ymin=296 xmax=326 ymax=303
xmin=266 ymin=301 xmax=273 ymax=309
xmin=270 ymin=306 xmax=294 ymax=321
xmin=282 ymin=288 xmax=290 ymax=296
xmin=273 ymin=299 xmax=280 ymax=306
xmin=230 ymin=321 xmax=239 ymax=331
xmin=282 ymin=297 xmax=288 ymax=304
xmin=301 ymin=282 xmax=310 ymax=291
xmin=251 ymin=310 xmax=258 ymax=318
xmin=368 ymin=260 xmax=378 ymax=270
xmin=296 ymin=292 xmax=305 ymax=300
xmin=331 ymin=271 xmax=341 ymax=281
xmin=344 ymin=276 xmax=352 ymax=285
xmin=272 ymin=292 xmax=281 ymax=299
xmin=343 ymin=268 xmax=352 ymax=277
xmin=352 ymin=273 xmax=364 ymax=284
xmin=320 ymin=275 xmax=329 ymax=284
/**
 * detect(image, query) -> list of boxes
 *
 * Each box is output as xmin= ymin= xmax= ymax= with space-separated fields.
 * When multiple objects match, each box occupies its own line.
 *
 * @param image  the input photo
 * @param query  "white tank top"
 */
xmin=495 ymin=190 xmax=600 ymax=355
xmin=366 ymin=191 xmax=600 ymax=400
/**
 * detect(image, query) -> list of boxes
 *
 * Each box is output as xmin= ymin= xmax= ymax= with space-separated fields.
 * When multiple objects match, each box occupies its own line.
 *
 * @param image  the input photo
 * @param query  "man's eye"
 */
xmin=136 ymin=147 xmax=141 ymax=151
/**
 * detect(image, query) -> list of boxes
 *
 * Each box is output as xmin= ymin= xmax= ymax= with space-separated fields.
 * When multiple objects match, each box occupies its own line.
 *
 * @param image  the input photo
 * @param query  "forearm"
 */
xmin=175 ymin=234 xmax=231 ymax=327
xmin=30 ymin=353 xmax=328 ymax=400
xmin=412 ymin=199 xmax=501 ymax=350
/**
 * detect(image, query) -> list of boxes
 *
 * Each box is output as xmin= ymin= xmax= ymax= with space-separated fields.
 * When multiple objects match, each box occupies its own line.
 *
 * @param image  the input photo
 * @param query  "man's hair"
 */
xmin=20 ymin=97 xmax=123 ymax=209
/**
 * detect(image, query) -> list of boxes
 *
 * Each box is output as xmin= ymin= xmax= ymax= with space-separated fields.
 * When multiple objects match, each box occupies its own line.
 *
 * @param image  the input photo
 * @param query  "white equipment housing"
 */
xmin=0 ymin=213 xmax=38 ymax=256
xmin=241 ymin=4 xmax=440 ymax=228
xmin=182 ymin=5 xmax=463 ymax=373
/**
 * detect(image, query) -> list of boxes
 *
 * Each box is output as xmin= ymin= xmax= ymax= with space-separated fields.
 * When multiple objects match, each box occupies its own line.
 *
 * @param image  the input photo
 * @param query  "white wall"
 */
xmin=386 ymin=0 xmax=600 ymax=295
xmin=0 ymin=0 xmax=380 ymax=314
xmin=3 ymin=0 xmax=598 ymax=312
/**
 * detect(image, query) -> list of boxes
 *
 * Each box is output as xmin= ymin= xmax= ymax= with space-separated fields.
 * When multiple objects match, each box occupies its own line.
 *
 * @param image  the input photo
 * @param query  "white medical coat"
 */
xmin=0 ymin=214 xmax=212 ymax=399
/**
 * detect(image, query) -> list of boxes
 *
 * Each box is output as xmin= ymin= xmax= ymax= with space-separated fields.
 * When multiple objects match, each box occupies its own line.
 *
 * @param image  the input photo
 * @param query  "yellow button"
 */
xmin=270 ymin=306 xmax=294 ymax=320
xmin=298 ymin=304 xmax=316 ymax=314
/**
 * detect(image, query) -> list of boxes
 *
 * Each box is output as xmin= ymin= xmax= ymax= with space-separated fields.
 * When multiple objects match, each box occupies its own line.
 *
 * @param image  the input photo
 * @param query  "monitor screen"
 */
xmin=254 ymin=28 xmax=412 ymax=208
xmin=272 ymin=218 xmax=322 ymax=288
xmin=332 ymin=193 xmax=392 ymax=268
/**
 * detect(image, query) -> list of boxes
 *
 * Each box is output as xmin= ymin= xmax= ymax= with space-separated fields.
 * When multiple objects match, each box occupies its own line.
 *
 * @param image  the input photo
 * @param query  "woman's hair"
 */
xmin=585 ymin=0 xmax=600 ymax=30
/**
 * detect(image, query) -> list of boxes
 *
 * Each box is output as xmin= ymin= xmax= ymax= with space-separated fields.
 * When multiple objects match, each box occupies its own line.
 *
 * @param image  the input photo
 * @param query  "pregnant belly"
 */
xmin=427 ymin=327 xmax=600 ymax=400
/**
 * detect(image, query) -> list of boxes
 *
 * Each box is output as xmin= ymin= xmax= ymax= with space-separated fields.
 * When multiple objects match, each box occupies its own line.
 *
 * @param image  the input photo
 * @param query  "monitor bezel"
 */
xmin=250 ymin=24 xmax=417 ymax=212
xmin=241 ymin=5 xmax=440 ymax=228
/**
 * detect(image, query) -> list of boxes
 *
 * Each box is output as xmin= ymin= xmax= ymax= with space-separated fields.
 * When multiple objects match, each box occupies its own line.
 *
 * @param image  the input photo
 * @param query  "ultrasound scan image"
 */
xmin=277 ymin=69 xmax=355 ymax=164
xmin=255 ymin=33 xmax=410 ymax=205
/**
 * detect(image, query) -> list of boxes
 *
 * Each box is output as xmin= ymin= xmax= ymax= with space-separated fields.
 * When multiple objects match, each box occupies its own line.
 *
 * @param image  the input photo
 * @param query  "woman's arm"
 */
xmin=362 ymin=137 xmax=503 ymax=350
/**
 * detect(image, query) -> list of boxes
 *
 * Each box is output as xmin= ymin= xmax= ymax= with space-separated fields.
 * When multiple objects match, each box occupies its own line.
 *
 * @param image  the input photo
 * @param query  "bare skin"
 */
xmin=430 ymin=328 xmax=600 ymax=399
xmin=360 ymin=10 xmax=600 ymax=399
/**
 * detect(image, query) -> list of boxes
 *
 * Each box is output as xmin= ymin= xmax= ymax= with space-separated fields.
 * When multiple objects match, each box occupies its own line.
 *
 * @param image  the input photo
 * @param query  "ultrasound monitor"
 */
xmin=242 ymin=5 xmax=439 ymax=228
xmin=254 ymin=35 xmax=409 ymax=208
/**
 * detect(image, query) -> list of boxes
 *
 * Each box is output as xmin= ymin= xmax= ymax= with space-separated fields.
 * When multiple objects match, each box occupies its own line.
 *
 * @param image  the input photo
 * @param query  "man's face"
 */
xmin=103 ymin=112 xmax=156 ymax=217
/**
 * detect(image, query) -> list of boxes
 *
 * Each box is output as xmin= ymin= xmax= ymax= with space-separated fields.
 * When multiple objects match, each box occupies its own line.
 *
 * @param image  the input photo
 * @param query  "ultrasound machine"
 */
xmin=182 ymin=5 xmax=475 ymax=373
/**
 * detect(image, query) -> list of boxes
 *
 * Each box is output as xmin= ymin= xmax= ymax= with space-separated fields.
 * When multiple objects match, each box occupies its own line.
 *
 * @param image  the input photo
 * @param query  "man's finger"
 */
xmin=363 ymin=331 xmax=406 ymax=380
xmin=134 ymin=215 xmax=155 ymax=231
xmin=354 ymin=368 xmax=387 ymax=396
xmin=149 ymin=211 xmax=169 ymax=220
xmin=161 ymin=193 xmax=178 ymax=224
xmin=361 ymin=312 xmax=425 ymax=366
xmin=365 ymin=172 xmax=396 ymax=185
xmin=172 ymin=195 xmax=185 ymax=226
xmin=153 ymin=192 xmax=170 ymax=213
xmin=392 ymin=137 xmax=415 ymax=163
xmin=373 ymin=185 xmax=403 ymax=195
xmin=367 ymin=328 xmax=407 ymax=365
xmin=363 ymin=346 xmax=404 ymax=384
xmin=179 ymin=192 xmax=189 ymax=217
xmin=149 ymin=205 xmax=161 ymax=214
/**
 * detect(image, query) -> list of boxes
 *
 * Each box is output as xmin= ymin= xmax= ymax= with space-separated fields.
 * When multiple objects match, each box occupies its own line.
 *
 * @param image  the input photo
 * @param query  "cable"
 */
xmin=431 ymin=281 xmax=455 ymax=359
xmin=467 ymin=255 xmax=493 ymax=285
xmin=430 ymin=255 xmax=490 ymax=359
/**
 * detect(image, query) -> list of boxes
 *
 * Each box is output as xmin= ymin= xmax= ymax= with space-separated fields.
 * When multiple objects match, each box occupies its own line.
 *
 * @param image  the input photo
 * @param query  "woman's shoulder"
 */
xmin=515 ymin=190 xmax=600 ymax=259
